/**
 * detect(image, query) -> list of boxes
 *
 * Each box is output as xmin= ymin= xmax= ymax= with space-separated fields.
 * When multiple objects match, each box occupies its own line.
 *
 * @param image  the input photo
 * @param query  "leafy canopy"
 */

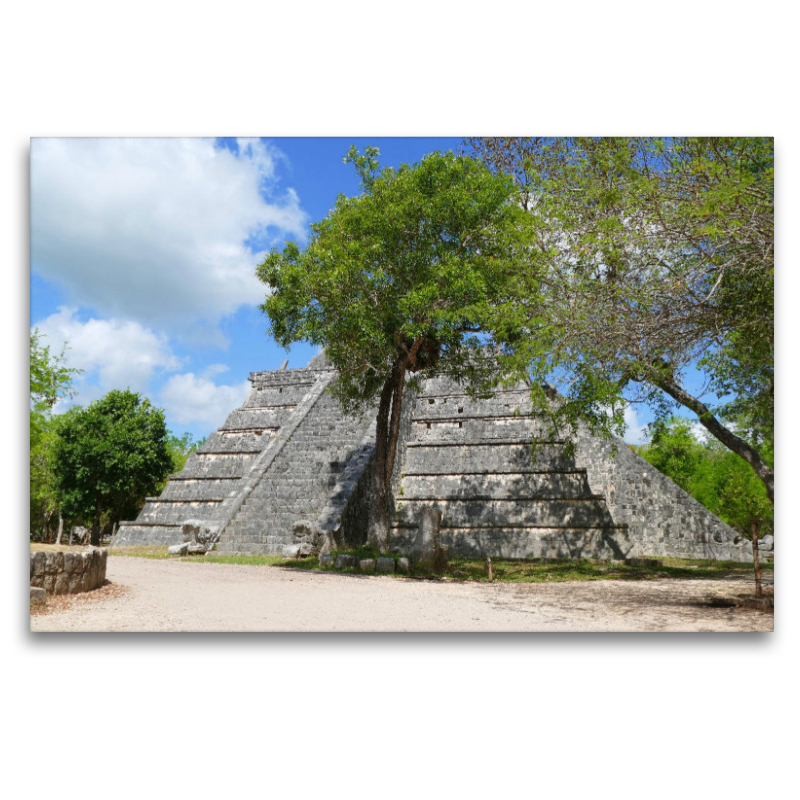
xmin=53 ymin=389 xmax=174 ymax=529
xmin=466 ymin=137 xmax=773 ymax=495
xmin=30 ymin=329 xmax=81 ymax=443
xmin=257 ymin=149 xmax=535 ymax=407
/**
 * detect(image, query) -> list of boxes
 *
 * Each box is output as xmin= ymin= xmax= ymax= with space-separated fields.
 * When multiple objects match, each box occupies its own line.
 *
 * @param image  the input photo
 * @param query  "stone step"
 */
xmin=404 ymin=442 xmax=575 ymax=473
xmin=198 ymin=431 xmax=271 ymax=453
xmin=180 ymin=452 xmax=257 ymax=479
xmin=413 ymin=395 xmax=534 ymax=418
xmin=394 ymin=497 xmax=615 ymax=528
xmin=160 ymin=478 xmax=242 ymax=502
xmin=221 ymin=407 xmax=294 ymax=428
xmin=410 ymin=417 xmax=551 ymax=443
xmin=113 ymin=523 xmax=184 ymax=547
xmin=136 ymin=500 xmax=222 ymax=524
xmin=399 ymin=471 xmax=596 ymax=501
xmin=244 ymin=384 xmax=316 ymax=407
xmin=390 ymin=523 xmax=632 ymax=561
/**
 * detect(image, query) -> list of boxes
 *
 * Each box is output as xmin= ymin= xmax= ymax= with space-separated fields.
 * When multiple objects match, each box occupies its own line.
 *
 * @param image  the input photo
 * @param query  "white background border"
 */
xmin=5 ymin=3 xmax=795 ymax=798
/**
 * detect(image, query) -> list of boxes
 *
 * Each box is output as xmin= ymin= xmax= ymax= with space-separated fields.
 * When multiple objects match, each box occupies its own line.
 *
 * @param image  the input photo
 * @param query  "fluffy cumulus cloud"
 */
xmin=31 ymin=137 xmax=307 ymax=342
xmin=35 ymin=307 xmax=182 ymax=403
xmin=159 ymin=372 xmax=251 ymax=428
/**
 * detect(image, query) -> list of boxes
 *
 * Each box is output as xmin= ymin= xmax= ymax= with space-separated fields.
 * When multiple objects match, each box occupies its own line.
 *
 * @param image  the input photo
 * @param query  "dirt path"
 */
xmin=30 ymin=556 xmax=773 ymax=632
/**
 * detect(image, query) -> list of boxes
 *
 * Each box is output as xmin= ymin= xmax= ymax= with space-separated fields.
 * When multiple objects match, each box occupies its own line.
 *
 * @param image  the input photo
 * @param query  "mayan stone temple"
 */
xmin=112 ymin=353 xmax=754 ymax=562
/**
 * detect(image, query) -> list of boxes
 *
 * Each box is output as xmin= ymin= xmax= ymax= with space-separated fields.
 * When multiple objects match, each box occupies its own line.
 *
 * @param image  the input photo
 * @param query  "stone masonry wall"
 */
xmin=386 ymin=376 xmax=634 ymax=561
xmin=30 ymin=548 xmax=108 ymax=595
xmin=573 ymin=427 xmax=753 ymax=561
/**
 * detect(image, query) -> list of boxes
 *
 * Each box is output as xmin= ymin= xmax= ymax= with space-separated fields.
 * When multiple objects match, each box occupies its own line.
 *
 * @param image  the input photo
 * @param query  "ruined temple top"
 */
xmin=307 ymin=351 xmax=332 ymax=370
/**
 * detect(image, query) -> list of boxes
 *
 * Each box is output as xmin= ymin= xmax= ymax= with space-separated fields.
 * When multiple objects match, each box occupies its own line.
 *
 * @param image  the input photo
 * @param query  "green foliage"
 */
xmin=466 ymin=137 xmax=773 ymax=496
xmin=642 ymin=418 xmax=706 ymax=494
xmin=257 ymin=148 xmax=536 ymax=413
xmin=52 ymin=389 xmax=174 ymax=542
xmin=30 ymin=329 xmax=81 ymax=420
xmin=29 ymin=330 xmax=82 ymax=539
xmin=637 ymin=418 xmax=773 ymax=535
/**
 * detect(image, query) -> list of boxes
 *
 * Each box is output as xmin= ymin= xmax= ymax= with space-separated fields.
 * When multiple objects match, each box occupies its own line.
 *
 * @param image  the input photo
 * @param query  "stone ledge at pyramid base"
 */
xmin=390 ymin=524 xmax=634 ymax=561
xmin=112 ymin=353 xmax=756 ymax=564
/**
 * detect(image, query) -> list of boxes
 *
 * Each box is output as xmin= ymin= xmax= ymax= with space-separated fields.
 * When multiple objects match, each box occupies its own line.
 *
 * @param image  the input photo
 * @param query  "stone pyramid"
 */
xmin=113 ymin=354 xmax=754 ymax=562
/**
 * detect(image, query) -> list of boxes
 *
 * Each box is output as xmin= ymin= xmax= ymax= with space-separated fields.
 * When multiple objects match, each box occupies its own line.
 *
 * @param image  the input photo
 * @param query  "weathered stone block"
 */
xmin=376 ymin=557 xmax=395 ymax=574
xmin=168 ymin=542 xmax=190 ymax=556
xmin=433 ymin=544 xmax=450 ymax=572
xmin=30 ymin=586 xmax=47 ymax=606
xmin=31 ymin=551 xmax=45 ymax=580
xmin=335 ymin=554 xmax=357 ymax=569
xmin=358 ymin=558 xmax=376 ymax=572
xmin=182 ymin=520 xmax=202 ymax=542
xmin=292 ymin=520 xmax=317 ymax=543
xmin=283 ymin=542 xmax=316 ymax=558
xmin=319 ymin=554 xmax=335 ymax=568
xmin=412 ymin=505 xmax=441 ymax=568
xmin=186 ymin=542 xmax=207 ymax=555
xmin=396 ymin=557 xmax=410 ymax=575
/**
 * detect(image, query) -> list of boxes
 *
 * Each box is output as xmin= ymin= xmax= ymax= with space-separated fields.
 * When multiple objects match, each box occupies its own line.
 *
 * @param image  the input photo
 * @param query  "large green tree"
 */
xmin=53 ymin=390 xmax=174 ymax=545
xmin=258 ymin=148 xmax=536 ymax=548
xmin=466 ymin=137 xmax=774 ymax=501
xmin=30 ymin=330 xmax=81 ymax=540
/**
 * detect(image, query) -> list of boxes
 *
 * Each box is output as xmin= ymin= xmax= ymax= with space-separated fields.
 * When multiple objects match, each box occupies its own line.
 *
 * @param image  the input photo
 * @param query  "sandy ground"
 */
xmin=30 ymin=556 xmax=773 ymax=633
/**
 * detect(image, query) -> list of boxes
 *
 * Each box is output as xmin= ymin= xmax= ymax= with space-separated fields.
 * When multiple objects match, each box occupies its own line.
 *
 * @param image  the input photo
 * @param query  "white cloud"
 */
xmin=159 ymin=373 xmax=251 ymax=428
xmin=623 ymin=405 xmax=648 ymax=445
xmin=31 ymin=137 xmax=307 ymax=342
xmin=689 ymin=421 xmax=709 ymax=443
xmin=34 ymin=307 xmax=182 ymax=403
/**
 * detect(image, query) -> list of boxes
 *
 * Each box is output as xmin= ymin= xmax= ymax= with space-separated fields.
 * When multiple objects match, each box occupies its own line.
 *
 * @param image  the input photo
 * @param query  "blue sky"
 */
xmin=30 ymin=137 xmax=467 ymax=441
xmin=30 ymin=136 xmax=659 ymax=443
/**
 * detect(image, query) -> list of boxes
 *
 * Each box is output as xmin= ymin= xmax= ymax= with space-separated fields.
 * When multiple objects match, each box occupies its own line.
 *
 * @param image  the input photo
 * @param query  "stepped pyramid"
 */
xmin=113 ymin=354 xmax=754 ymax=562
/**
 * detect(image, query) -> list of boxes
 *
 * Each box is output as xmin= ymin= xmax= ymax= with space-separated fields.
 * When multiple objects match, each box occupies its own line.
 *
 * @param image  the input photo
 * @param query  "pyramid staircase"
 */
xmin=216 ymin=381 xmax=374 ymax=554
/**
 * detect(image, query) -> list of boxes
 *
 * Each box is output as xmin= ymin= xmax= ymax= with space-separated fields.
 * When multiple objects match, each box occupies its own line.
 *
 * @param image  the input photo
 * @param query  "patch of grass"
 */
xmin=202 ymin=554 xmax=287 ymax=566
xmin=438 ymin=556 xmax=765 ymax=583
xmin=108 ymin=543 xmax=767 ymax=585
xmin=30 ymin=543 xmax=86 ymax=553
xmin=109 ymin=545 xmax=171 ymax=559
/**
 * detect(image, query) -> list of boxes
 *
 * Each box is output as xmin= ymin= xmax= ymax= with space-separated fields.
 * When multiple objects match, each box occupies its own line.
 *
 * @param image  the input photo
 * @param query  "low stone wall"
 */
xmin=30 ymin=548 xmax=108 ymax=595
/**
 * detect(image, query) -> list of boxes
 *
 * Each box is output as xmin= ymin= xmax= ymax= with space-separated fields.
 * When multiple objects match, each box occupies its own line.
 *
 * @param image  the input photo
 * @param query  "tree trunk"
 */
xmin=752 ymin=519 xmax=763 ymax=599
xmin=654 ymin=374 xmax=774 ymax=503
xmin=366 ymin=362 xmax=407 ymax=551
xmin=91 ymin=507 xmax=102 ymax=547
xmin=55 ymin=514 xmax=64 ymax=545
